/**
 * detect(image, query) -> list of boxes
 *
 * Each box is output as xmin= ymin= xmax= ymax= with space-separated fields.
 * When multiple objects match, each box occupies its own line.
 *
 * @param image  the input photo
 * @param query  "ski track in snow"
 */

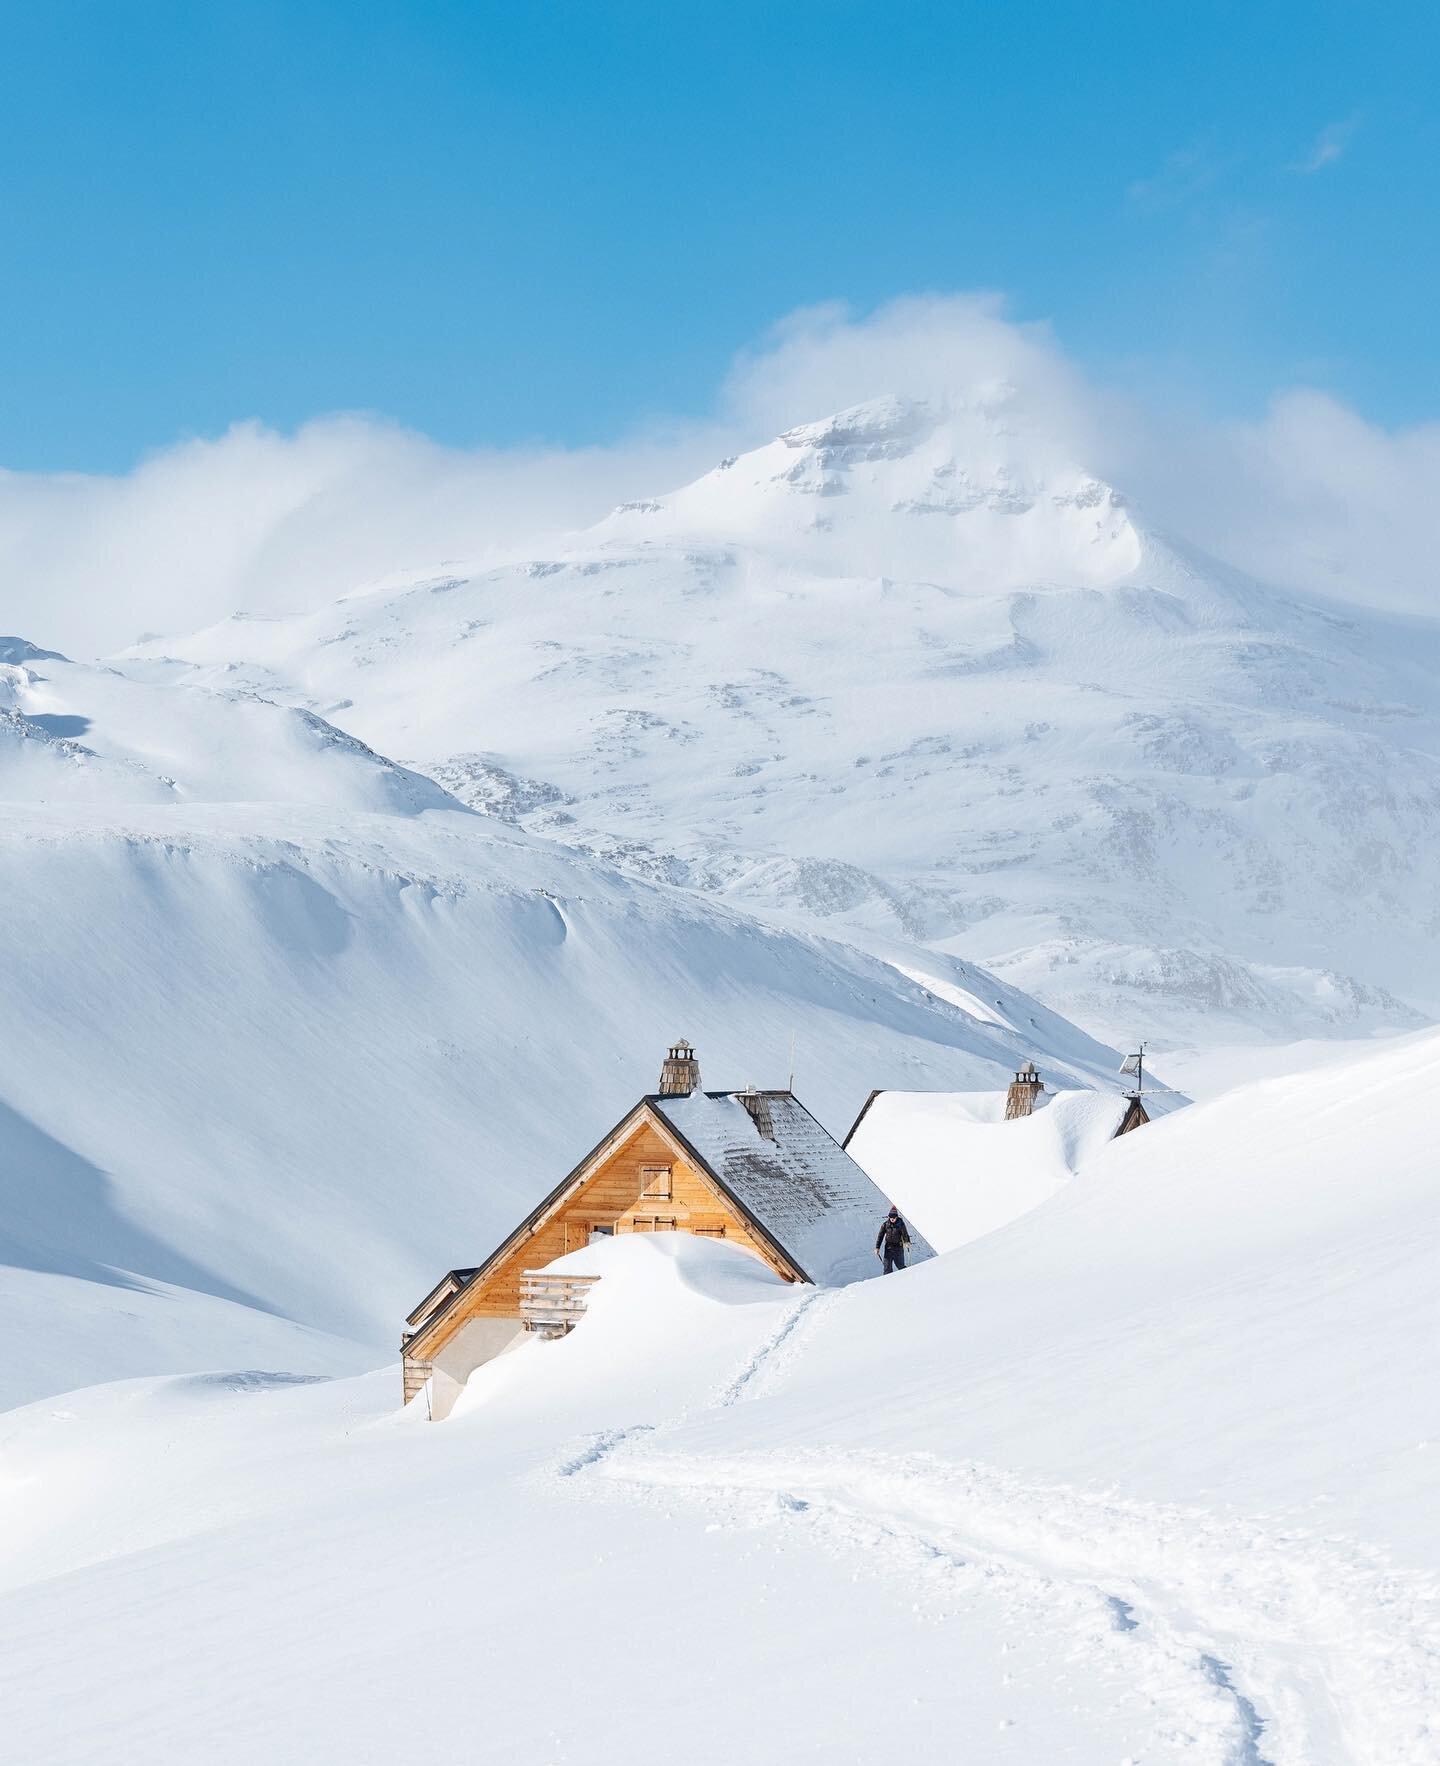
xmin=552 ymin=1290 xmax=1438 ymax=1766
xmin=710 ymin=1287 xmax=841 ymax=1408
xmin=547 ymin=1286 xmax=835 ymax=1482
xmin=553 ymin=1423 xmax=656 ymax=1478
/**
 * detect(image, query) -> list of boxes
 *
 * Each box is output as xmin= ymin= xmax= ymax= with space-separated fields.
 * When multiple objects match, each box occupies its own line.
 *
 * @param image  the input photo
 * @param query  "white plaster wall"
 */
xmin=429 ymin=1315 xmax=525 ymax=1420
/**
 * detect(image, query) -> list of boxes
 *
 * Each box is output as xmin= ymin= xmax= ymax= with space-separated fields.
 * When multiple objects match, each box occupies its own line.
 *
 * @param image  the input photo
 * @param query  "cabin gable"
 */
xmin=440 ymin=1113 xmax=798 ymax=1331
xmin=404 ymin=1103 xmax=800 ymax=1398
xmin=1116 ymin=1096 xmax=1151 ymax=1136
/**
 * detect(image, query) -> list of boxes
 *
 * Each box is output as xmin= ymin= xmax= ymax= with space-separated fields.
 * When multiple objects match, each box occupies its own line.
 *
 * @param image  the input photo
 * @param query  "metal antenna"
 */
xmin=788 ymin=1029 xmax=796 ymax=1092
xmin=1118 ymin=1041 xmax=1147 ymax=1096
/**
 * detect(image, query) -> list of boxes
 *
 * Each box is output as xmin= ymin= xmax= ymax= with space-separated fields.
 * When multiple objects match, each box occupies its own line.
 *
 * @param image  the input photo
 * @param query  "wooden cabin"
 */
xmin=402 ymin=1041 xmax=930 ymax=1419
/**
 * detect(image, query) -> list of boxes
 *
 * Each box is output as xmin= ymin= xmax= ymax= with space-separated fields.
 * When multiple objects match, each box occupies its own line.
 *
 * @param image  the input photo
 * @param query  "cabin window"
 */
xmin=588 ymin=1225 xmax=614 ymax=1244
xmin=632 ymin=1216 xmax=676 ymax=1232
xmin=639 ymin=1163 xmax=673 ymax=1200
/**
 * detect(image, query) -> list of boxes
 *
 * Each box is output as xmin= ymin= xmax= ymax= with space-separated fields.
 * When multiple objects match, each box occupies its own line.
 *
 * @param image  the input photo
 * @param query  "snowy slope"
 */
xmin=669 ymin=1030 xmax=1440 ymax=1545
xmin=1 ymin=641 xmax=451 ymax=811
xmin=0 ymin=1266 xmax=365 ymax=1415
xmin=0 ymin=641 xmax=1138 ymax=1406
xmin=2 ymin=1250 xmax=1191 ymax=1766
xmin=120 ymin=395 xmax=1440 ymax=1048
xmin=2 ymin=1036 xmax=1434 ymax=1765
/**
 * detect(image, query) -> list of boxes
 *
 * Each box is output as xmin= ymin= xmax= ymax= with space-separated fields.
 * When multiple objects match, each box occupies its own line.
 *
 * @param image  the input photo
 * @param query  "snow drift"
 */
xmin=1 ymin=1035 xmax=1433 ymax=1764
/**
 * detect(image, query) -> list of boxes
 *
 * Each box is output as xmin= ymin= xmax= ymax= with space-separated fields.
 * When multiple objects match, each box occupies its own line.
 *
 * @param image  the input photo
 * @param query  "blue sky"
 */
xmin=1 ymin=0 xmax=1435 ymax=470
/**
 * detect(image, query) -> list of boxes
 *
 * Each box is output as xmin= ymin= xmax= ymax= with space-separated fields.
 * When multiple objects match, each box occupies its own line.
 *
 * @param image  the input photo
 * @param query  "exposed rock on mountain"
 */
xmin=120 ymin=396 xmax=1440 ymax=1045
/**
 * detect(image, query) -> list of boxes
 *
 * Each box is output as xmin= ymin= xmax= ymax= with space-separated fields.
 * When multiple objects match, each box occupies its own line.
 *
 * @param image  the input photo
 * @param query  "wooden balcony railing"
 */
xmin=519 ymin=1270 xmax=601 ymax=1338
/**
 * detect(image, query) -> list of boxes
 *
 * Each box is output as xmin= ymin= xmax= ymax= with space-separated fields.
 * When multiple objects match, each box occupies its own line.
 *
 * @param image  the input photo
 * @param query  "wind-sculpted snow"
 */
xmin=580 ymin=1036 xmax=1440 ymax=1763
xmin=4 ymin=1038 xmax=1433 ymax=1763
xmin=121 ymin=395 xmax=1440 ymax=1047
xmin=4 ymin=394 xmax=1435 ymax=1760
xmin=0 ymin=645 xmax=1135 ymax=1404
xmin=0 ymin=650 xmax=457 ymax=813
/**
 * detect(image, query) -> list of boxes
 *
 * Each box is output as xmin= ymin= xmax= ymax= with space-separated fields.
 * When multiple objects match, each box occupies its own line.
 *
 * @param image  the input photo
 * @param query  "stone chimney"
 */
xmin=658 ymin=1039 xmax=701 ymax=1097
xmin=1005 ymin=1060 xmax=1044 ymax=1119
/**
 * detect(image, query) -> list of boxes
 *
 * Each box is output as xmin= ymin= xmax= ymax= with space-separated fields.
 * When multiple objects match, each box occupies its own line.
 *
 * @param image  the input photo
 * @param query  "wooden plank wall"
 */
xmin=451 ymin=1122 xmax=791 ymax=1326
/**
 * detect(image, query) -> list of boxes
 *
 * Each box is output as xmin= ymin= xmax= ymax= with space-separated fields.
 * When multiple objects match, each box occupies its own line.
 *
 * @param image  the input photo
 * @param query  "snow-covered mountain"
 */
xmin=4 ymin=401 xmax=1435 ymax=1763
xmin=121 ymin=394 xmax=1440 ymax=1048
xmin=0 ymin=637 xmax=1135 ymax=1406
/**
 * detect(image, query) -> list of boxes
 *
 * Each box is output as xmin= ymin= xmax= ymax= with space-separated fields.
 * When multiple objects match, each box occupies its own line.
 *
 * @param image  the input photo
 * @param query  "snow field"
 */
xmin=629 ymin=1035 xmax=1440 ymax=1762
xmin=0 ymin=1244 xmax=1172 ymax=1764
xmin=600 ymin=1443 xmax=1435 ymax=1766
xmin=5 ymin=1021 xmax=1436 ymax=1766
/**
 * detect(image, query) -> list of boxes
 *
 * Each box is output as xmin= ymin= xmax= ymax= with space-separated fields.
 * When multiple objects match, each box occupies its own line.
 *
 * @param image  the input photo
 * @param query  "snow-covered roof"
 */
xmin=844 ymin=1087 xmax=1184 ymax=1254
xmin=650 ymin=1089 xmax=933 ymax=1285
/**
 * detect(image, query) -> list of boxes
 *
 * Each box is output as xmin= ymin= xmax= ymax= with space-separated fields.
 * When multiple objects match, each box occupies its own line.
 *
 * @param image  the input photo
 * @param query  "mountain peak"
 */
xmin=595 ymin=393 xmax=1142 ymax=591
xmin=776 ymin=395 xmax=941 ymax=462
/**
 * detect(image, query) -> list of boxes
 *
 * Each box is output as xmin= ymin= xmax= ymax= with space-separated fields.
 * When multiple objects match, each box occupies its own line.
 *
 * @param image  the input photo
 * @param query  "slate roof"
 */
xmin=650 ymin=1089 xmax=935 ymax=1285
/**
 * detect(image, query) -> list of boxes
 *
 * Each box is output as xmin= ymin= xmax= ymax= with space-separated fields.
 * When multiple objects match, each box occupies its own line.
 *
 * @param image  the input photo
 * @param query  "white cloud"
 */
xmin=0 ymin=292 xmax=1436 ymax=655
xmin=1290 ymin=116 xmax=1360 ymax=174
xmin=1168 ymin=390 xmax=1440 ymax=612
xmin=0 ymin=415 xmax=728 ymax=654
xmin=720 ymin=295 xmax=1097 ymax=445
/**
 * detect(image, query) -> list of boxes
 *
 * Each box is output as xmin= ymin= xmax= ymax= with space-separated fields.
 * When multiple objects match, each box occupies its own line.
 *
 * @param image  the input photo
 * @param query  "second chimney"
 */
xmin=738 ymin=1082 xmax=775 ymax=1139
xmin=1005 ymin=1060 xmax=1044 ymax=1119
xmin=658 ymin=1040 xmax=701 ymax=1097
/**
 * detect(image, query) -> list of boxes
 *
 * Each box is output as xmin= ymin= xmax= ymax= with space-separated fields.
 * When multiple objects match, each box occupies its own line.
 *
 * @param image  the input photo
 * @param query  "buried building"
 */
xmin=402 ymin=1041 xmax=931 ymax=1418
xmin=842 ymin=1060 xmax=1181 ymax=1257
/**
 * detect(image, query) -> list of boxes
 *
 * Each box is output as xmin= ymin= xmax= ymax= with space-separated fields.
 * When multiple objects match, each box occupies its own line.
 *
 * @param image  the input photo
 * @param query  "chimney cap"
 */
xmin=1005 ymin=1060 xmax=1045 ymax=1119
xmin=658 ymin=1039 xmax=701 ymax=1097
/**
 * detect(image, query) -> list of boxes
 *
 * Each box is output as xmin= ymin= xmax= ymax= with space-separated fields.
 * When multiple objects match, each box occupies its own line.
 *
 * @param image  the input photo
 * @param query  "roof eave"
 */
xmin=404 ymin=1100 xmax=659 ymax=1356
xmin=841 ymin=1087 xmax=885 ymax=1149
xmin=404 ymin=1267 xmax=480 ymax=1329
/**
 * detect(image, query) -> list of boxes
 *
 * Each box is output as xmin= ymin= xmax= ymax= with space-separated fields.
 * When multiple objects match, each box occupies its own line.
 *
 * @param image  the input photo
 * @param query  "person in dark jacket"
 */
xmin=875 ymin=1205 xmax=911 ymax=1274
